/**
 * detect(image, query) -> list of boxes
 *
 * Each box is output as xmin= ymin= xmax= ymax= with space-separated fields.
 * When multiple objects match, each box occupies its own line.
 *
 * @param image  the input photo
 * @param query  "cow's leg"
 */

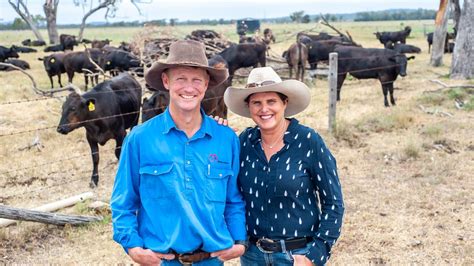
xmin=86 ymin=135 xmax=99 ymax=188
xmin=114 ymin=130 xmax=126 ymax=160
xmin=336 ymin=73 xmax=347 ymax=101
xmin=67 ymin=71 xmax=74 ymax=84
xmin=381 ymin=83 xmax=390 ymax=107
xmin=288 ymin=64 xmax=293 ymax=79
xmin=388 ymin=82 xmax=396 ymax=106
xmin=84 ymin=74 xmax=89 ymax=91
xmin=49 ymin=75 xmax=54 ymax=88
xmin=57 ymin=74 xmax=63 ymax=87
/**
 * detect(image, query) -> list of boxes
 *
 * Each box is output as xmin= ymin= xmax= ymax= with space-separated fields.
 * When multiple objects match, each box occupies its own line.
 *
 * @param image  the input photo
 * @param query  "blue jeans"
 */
xmin=240 ymin=242 xmax=313 ymax=266
xmin=162 ymin=257 xmax=223 ymax=266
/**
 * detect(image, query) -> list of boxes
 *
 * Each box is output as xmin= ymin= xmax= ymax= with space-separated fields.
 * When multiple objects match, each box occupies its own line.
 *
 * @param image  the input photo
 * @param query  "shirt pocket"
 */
xmin=139 ymin=163 xmax=175 ymax=199
xmin=205 ymin=162 xmax=233 ymax=203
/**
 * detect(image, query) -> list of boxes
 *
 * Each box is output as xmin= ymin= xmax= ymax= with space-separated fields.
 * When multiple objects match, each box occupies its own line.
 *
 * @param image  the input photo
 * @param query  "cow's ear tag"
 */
xmin=88 ymin=101 xmax=95 ymax=112
xmin=50 ymin=58 xmax=55 ymax=63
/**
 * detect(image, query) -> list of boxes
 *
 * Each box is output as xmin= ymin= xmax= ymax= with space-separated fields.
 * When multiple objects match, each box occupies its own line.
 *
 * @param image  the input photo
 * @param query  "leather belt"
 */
xmin=249 ymin=236 xmax=313 ymax=253
xmin=171 ymin=250 xmax=211 ymax=265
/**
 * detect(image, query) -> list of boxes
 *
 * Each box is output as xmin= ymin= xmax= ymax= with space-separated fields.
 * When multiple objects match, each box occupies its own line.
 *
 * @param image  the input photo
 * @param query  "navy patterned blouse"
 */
xmin=238 ymin=118 xmax=344 ymax=265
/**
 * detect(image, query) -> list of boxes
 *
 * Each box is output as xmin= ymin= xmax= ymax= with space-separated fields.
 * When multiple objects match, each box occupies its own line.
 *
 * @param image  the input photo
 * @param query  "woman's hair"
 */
xmin=244 ymin=92 xmax=288 ymax=104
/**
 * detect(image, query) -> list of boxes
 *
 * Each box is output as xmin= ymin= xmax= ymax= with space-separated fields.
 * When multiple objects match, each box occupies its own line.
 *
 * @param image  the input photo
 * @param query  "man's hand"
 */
xmin=128 ymin=247 xmax=175 ymax=266
xmin=210 ymin=244 xmax=246 ymax=261
xmin=210 ymin=115 xmax=228 ymax=126
xmin=293 ymin=254 xmax=313 ymax=266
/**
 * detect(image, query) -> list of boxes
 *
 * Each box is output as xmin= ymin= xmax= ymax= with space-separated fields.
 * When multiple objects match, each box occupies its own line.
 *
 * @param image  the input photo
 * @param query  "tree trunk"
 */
xmin=43 ymin=0 xmax=59 ymax=44
xmin=77 ymin=0 xmax=115 ymax=41
xmin=451 ymin=0 xmax=461 ymax=36
xmin=8 ymin=0 xmax=45 ymax=42
xmin=430 ymin=0 xmax=451 ymax=67
xmin=450 ymin=0 xmax=474 ymax=79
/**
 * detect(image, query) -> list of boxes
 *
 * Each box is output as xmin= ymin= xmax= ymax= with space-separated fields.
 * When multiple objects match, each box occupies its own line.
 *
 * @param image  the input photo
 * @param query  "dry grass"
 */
xmin=0 ymin=20 xmax=473 ymax=264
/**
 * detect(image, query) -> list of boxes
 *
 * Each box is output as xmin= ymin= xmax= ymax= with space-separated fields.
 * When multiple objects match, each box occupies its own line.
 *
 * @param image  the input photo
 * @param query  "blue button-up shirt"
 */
xmin=238 ymin=118 xmax=344 ymax=265
xmin=111 ymin=108 xmax=246 ymax=254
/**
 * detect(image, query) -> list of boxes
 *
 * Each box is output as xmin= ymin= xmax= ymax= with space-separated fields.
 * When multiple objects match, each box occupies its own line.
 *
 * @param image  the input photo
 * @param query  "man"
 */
xmin=111 ymin=40 xmax=247 ymax=265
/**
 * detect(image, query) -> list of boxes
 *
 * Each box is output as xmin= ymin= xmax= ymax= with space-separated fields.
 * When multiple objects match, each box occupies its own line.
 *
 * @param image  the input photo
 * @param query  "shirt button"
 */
xmin=186 ymin=177 xmax=190 ymax=181
xmin=153 ymin=170 xmax=157 ymax=174
xmin=186 ymin=161 xmax=190 ymax=165
xmin=219 ymin=173 xmax=223 ymax=177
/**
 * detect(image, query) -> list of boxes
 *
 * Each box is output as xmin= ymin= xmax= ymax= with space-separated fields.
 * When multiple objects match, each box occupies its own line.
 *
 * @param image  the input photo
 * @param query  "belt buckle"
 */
xmin=256 ymin=237 xmax=274 ymax=254
xmin=178 ymin=254 xmax=193 ymax=266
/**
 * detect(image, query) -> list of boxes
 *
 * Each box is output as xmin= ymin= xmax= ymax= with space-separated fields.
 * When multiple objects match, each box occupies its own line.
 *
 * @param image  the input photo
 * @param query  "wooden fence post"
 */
xmin=328 ymin=52 xmax=338 ymax=133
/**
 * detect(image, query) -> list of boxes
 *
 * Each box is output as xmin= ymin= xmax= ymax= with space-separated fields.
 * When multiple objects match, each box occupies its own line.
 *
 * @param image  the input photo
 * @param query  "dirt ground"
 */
xmin=0 ymin=21 xmax=472 ymax=264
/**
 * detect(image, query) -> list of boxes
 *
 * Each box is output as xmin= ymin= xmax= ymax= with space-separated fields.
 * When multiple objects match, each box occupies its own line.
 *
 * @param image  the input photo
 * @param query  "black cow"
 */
xmin=59 ymin=34 xmax=78 ymax=51
xmin=38 ymin=53 xmax=66 ymax=88
xmin=334 ymin=46 xmax=415 ymax=107
xmin=63 ymin=48 xmax=102 ymax=89
xmin=217 ymin=43 xmax=266 ymax=84
xmin=385 ymin=42 xmax=421 ymax=54
xmin=427 ymin=32 xmax=455 ymax=53
xmin=44 ymin=44 xmax=65 ymax=52
xmin=57 ymin=73 xmax=142 ymax=187
xmin=191 ymin=30 xmax=221 ymax=39
xmin=141 ymin=90 xmax=170 ymax=123
xmin=11 ymin=45 xmax=37 ymax=53
xmin=91 ymin=39 xmax=111 ymax=49
xmin=99 ymin=50 xmax=142 ymax=76
xmin=0 ymin=45 xmax=19 ymax=62
xmin=374 ymin=26 xmax=412 ymax=46
xmin=0 ymin=58 xmax=30 ymax=71
xmin=21 ymin=39 xmax=46 ymax=46
xmin=304 ymin=40 xmax=354 ymax=77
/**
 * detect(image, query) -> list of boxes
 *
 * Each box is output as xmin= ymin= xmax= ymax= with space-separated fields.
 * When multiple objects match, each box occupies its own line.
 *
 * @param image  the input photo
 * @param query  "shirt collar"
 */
xmin=162 ymin=107 xmax=213 ymax=139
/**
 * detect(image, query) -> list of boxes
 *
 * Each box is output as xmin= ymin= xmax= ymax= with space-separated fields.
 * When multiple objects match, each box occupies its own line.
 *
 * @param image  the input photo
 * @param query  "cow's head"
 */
xmin=390 ymin=54 xmax=415 ymax=77
xmin=8 ymin=47 xmax=19 ymax=58
xmin=57 ymin=92 xmax=95 ymax=134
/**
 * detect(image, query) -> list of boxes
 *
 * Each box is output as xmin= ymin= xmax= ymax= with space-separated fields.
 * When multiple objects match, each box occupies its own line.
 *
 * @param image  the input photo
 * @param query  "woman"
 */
xmin=223 ymin=67 xmax=344 ymax=266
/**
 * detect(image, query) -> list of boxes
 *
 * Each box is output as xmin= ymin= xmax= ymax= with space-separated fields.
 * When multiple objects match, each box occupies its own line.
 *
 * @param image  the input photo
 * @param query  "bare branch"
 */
xmin=0 ymin=62 xmax=81 ymax=96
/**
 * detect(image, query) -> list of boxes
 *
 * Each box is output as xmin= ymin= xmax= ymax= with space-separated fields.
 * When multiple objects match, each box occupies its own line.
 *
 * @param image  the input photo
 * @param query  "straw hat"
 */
xmin=224 ymin=67 xmax=311 ymax=118
xmin=145 ymin=40 xmax=229 ymax=91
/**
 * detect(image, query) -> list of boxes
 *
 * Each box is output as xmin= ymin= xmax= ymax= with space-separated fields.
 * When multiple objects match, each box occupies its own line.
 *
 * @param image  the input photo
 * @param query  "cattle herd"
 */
xmin=0 ymin=25 xmax=457 ymax=186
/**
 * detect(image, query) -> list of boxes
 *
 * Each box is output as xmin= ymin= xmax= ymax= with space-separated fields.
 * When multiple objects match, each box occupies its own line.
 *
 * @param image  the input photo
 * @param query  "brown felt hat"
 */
xmin=145 ymin=40 xmax=229 ymax=91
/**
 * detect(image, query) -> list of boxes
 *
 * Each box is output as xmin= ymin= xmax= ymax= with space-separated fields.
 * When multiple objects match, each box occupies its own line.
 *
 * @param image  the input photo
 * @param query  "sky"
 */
xmin=0 ymin=0 xmax=440 ymax=24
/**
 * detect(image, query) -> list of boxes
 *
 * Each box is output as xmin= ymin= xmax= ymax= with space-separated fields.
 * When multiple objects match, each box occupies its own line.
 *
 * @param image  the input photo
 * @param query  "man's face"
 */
xmin=162 ymin=66 xmax=209 ymax=113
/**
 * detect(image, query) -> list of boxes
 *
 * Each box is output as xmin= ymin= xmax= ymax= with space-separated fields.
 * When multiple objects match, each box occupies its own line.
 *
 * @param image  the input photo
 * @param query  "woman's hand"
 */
xmin=210 ymin=244 xmax=246 ymax=261
xmin=209 ymin=115 xmax=228 ymax=126
xmin=293 ymin=254 xmax=313 ymax=266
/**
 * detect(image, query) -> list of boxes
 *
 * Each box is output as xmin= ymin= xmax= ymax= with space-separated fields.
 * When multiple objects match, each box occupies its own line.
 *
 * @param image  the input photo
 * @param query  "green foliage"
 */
xmin=418 ymin=93 xmax=445 ymax=106
xmin=11 ymin=18 xmax=28 ymax=30
xmin=355 ymin=8 xmax=436 ymax=22
xmin=290 ymin=11 xmax=305 ymax=23
xmin=421 ymin=125 xmax=442 ymax=138
xmin=302 ymin=15 xmax=311 ymax=24
xmin=402 ymin=142 xmax=420 ymax=159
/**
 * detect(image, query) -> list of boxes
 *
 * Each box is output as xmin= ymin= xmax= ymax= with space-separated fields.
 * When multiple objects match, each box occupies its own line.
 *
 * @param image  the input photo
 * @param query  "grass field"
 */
xmin=0 ymin=20 xmax=472 ymax=264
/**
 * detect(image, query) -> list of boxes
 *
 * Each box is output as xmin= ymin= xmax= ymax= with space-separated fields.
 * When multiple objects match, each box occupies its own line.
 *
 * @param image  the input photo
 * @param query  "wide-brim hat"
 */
xmin=145 ymin=40 xmax=229 ymax=91
xmin=224 ymin=67 xmax=311 ymax=118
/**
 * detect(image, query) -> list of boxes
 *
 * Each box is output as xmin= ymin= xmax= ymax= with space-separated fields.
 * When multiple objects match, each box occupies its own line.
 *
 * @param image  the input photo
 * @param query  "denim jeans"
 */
xmin=240 ymin=242 xmax=313 ymax=266
xmin=162 ymin=257 xmax=223 ymax=266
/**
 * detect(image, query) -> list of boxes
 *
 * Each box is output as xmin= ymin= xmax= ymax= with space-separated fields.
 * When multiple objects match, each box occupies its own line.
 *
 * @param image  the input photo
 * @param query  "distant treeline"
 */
xmin=354 ymin=9 xmax=436 ymax=21
xmin=0 ymin=8 xmax=437 ymax=30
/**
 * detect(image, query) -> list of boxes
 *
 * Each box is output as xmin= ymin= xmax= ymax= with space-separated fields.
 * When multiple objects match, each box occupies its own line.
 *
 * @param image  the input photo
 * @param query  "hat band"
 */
xmin=246 ymin=80 xmax=277 ymax=88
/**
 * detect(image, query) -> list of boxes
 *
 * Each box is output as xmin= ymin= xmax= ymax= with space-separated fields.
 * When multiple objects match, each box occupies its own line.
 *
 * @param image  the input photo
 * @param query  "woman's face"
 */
xmin=247 ymin=92 xmax=287 ymax=131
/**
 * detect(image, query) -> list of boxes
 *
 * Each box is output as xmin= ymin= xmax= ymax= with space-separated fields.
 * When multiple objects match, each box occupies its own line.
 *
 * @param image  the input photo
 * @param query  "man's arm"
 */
xmin=110 ymin=133 xmax=144 ymax=253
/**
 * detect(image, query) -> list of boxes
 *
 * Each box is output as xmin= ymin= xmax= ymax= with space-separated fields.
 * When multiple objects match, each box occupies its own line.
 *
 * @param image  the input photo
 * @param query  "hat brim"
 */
xmin=224 ymin=80 xmax=311 ymax=118
xmin=145 ymin=62 xmax=229 ymax=91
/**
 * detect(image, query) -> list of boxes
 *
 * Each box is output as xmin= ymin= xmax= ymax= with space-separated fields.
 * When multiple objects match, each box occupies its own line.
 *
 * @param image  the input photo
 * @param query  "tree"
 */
xmin=430 ymin=0 xmax=451 ymax=67
xmin=74 ymin=0 xmax=147 ymax=41
xmin=8 ymin=0 xmax=45 ymax=41
xmin=44 ymin=0 xmax=59 ymax=44
xmin=290 ymin=11 xmax=305 ymax=23
xmin=450 ymin=0 xmax=474 ymax=79
xmin=169 ymin=18 xmax=178 ymax=26
xmin=302 ymin=15 xmax=310 ymax=24
xmin=12 ymin=17 xmax=28 ymax=30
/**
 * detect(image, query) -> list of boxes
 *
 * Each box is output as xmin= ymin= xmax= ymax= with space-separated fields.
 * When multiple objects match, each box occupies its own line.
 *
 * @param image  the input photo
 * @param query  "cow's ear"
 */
xmin=85 ymin=98 xmax=96 ymax=112
xmin=407 ymin=56 xmax=415 ymax=61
